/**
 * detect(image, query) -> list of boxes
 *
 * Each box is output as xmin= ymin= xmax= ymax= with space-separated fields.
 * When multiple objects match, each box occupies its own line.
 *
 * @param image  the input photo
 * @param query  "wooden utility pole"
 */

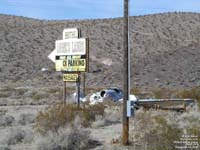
xmin=123 ymin=0 xmax=130 ymax=145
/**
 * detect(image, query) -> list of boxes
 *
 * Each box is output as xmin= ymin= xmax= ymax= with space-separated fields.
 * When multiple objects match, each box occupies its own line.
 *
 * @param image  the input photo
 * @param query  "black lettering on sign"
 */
xmin=63 ymin=60 xmax=67 ymax=66
xmin=68 ymin=59 xmax=85 ymax=66
xmin=67 ymin=56 xmax=72 ymax=59
xmin=63 ymin=74 xmax=78 ymax=81
xmin=68 ymin=60 xmax=73 ymax=66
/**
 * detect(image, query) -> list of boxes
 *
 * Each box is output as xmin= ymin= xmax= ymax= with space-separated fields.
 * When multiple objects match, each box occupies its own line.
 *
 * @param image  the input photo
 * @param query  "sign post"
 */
xmin=63 ymin=81 xmax=66 ymax=104
xmin=82 ymin=73 xmax=86 ymax=97
xmin=76 ymin=74 xmax=81 ymax=108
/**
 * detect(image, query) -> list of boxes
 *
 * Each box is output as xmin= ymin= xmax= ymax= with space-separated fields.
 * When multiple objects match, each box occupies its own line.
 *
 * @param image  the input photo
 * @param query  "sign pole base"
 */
xmin=76 ymin=74 xmax=80 ymax=108
xmin=63 ymin=81 xmax=66 ymax=105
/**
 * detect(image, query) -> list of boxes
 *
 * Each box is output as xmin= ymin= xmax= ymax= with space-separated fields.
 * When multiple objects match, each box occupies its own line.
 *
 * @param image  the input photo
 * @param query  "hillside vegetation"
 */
xmin=0 ymin=12 xmax=200 ymax=89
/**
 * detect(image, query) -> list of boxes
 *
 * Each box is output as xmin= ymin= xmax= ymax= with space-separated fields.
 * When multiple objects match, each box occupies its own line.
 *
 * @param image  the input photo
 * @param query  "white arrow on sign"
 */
xmin=48 ymin=49 xmax=56 ymax=63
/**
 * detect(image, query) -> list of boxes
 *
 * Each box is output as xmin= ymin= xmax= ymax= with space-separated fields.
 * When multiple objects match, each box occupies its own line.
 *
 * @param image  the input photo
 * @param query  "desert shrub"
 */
xmin=18 ymin=113 xmax=36 ymax=125
xmin=129 ymin=106 xmax=200 ymax=150
xmin=91 ymin=119 xmax=106 ymax=128
xmin=45 ymin=87 xmax=62 ymax=94
xmin=152 ymin=88 xmax=174 ymax=99
xmin=1 ymin=127 xmax=33 ymax=145
xmin=4 ymin=116 xmax=15 ymax=126
xmin=0 ymin=92 xmax=10 ymax=98
xmin=82 ymin=104 xmax=105 ymax=126
xmin=35 ymin=127 xmax=90 ymax=150
xmin=35 ymin=103 xmax=105 ymax=134
xmin=175 ymin=87 xmax=200 ymax=106
xmin=0 ymin=99 xmax=8 ymax=106
xmin=0 ymin=109 xmax=7 ymax=116
xmin=91 ymin=106 xmax=121 ymax=128
xmin=102 ymin=99 xmax=121 ymax=107
xmin=175 ymin=105 xmax=200 ymax=144
xmin=14 ymin=88 xmax=28 ymax=97
xmin=145 ymin=116 xmax=182 ymax=150
xmin=130 ymin=87 xmax=141 ymax=95
xmin=0 ymin=115 xmax=15 ymax=127
xmin=32 ymin=92 xmax=49 ymax=101
xmin=0 ymin=145 xmax=10 ymax=150
xmin=0 ymin=86 xmax=13 ymax=98
xmin=0 ymin=86 xmax=13 ymax=91
xmin=104 ymin=107 xmax=121 ymax=124
xmin=91 ymin=115 xmax=106 ymax=128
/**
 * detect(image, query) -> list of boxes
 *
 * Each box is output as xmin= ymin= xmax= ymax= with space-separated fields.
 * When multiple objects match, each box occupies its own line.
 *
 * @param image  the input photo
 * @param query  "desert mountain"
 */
xmin=0 ymin=12 xmax=200 ymax=89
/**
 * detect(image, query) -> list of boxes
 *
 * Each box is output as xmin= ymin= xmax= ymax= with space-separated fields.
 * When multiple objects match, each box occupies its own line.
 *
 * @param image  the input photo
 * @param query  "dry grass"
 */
xmin=0 ymin=92 xmax=10 ymax=98
xmin=151 ymin=88 xmax=174 ymax=99
xmin=0 ymin=87 xmax=199 ymax=150
xmin=0 ymin=115 xmax=15 ymax=127
xmin=0 ymin=127 xmax=33 ymax=146
xmin=130 ymin=87 xmax=142 ymax=96
xmin=30 ymin=91 xmax=49 ymax=101
xmin=18 ymin=113 xmax=36 ymax=125
xmin=0 ymin=145 xmax=10 ymax=150
xmin=175 ymin=87 xmax=200 ymax=105
xmin=150 ymin=87 xmax=200 ymax=107
xmin=35 ymin=103 xmax=105 ymax=134
xmin=45 ymin=87 xmax=63 ymax=94
xmin=91 ymin=106 xmax=122 ymax=131
xmin=128 ymin=105 xmax=200 ymax=150
xmin=34 ymin=127 xmax=90 ymax=150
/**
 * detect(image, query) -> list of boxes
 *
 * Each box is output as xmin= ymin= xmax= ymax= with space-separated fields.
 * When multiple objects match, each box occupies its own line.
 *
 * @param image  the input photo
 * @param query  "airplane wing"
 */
xmin=135 ymin=99 xmax=195 ymax=111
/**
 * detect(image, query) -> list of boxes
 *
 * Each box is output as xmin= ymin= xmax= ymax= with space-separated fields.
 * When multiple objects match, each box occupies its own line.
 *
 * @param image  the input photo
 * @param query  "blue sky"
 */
xmin=0 ymin=0 xmax=200 ymax=20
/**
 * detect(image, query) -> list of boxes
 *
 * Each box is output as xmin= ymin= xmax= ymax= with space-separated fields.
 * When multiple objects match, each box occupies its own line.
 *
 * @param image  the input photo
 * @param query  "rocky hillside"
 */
xmin=0 ymin=12 xmax=200 ymax=89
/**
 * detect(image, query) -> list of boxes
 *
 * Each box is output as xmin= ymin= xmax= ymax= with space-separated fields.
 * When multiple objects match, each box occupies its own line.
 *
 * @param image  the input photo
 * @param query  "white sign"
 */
xmin=63 ymin=28 xmax=79 ymax=39
xmin=48 ymin=49 xmax=56 ymax=63
xmin=48 ymin=28 xmax=89 ymax=73
xmin=55 ymin=38 xmax=87 ymax=55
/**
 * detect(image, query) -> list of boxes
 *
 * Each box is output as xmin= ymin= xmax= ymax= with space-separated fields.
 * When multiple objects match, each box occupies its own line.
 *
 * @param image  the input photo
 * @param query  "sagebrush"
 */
xmin=35 ymin=103 xmax=105 ymax=134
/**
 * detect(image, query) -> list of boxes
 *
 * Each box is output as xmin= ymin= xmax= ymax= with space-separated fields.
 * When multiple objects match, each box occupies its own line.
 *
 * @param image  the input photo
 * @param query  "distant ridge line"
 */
xmin=0 ymin=11 xmax=199 ymax=21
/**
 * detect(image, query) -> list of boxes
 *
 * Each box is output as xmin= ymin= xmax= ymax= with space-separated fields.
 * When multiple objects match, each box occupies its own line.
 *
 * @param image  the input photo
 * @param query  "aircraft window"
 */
xmin=112 ymin=88 xmax=120 ymax=93
xmin=100 ymin=91 xmax=106 ymax=97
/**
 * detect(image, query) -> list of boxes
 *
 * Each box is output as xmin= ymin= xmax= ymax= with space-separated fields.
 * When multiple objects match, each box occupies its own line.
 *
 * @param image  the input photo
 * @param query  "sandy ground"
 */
xmin=0 ymin=104 xmax=123 ymax=150
xmin=90 ymin=123 xmax=121 ymax=144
